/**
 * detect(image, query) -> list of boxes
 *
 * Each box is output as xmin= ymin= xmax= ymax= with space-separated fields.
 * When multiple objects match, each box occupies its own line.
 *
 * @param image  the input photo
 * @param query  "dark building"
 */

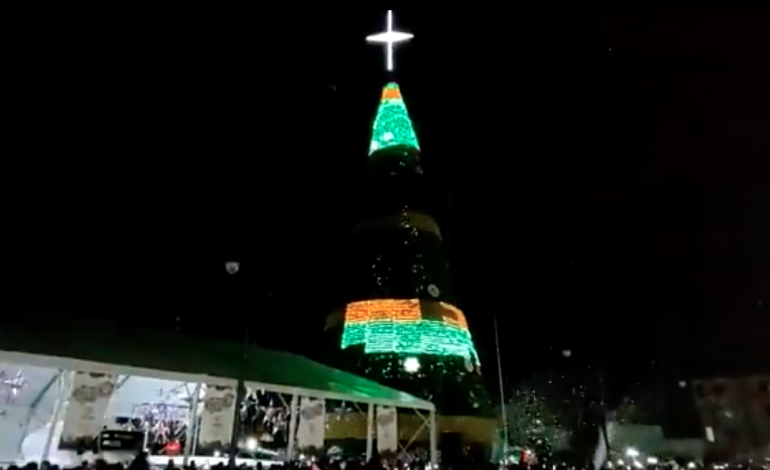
xmin=692 ymin=376 xmax=770 ymax=461
xmin=323 ymin=82 xmax=489 ymax=417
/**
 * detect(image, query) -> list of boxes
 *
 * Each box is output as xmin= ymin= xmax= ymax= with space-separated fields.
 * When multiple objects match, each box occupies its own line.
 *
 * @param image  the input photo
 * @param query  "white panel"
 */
xmin=59 ymin=372 xmax=117 ymax=449
xmin=376 ymin=406 xmax=397 ymax=454
xmin=296 ymin=397 xmax=325 ymax=450
xmin=197 ymin=384 xmax=236 ymax=447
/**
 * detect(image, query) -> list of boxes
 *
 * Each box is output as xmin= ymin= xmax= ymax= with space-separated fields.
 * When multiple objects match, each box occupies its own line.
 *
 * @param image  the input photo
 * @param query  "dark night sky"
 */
xmin=3 ymin=10 xmax=770 ymax=393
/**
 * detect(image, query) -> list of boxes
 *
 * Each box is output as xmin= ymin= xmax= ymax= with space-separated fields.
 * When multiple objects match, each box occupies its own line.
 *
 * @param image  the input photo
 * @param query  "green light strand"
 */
xmin=341 ymin=320 xmax=479 ymax=364
xmin=368 ymin=83 xmax=420 ymax=155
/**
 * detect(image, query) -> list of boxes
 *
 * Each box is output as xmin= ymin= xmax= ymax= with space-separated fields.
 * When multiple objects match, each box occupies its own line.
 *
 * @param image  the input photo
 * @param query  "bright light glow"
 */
xmin=369 ymin=82 xmax=420 ymax=155
xmin=366 ymin=10 xmax=414 ymax=72
xmin=705 ymin=426 xmax=715 ymax=442
xmin=245 ymin=437 xmax=257 ymax=451
xmin=633 ymin=461 xmax=643 ymax=469
xmin=213 ymin=450 xmax=221 ymax=457
xmin=687 ymin=462 xmax=696 ymax=469
xmin=625 ymin=448 xmax=639 ymax=458
xmin=404 ymin=357 xmax=420 ymax=373
xmin=647 ymin=457 xmax=659 ymax=464
xmin=341 ymin=299 xmax=480 ymax=363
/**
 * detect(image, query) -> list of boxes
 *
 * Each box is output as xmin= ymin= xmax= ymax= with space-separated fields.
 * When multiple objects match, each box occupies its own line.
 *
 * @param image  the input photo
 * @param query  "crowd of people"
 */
xmin=2 ymin=456 xmax=740 ymax=470
xmin=0 ymin=450 xmax=606 ymax=470
xmin=0 ymin=459 xmax=730 ymax=470
xmin=2 ymin=446 xmax=724 ymax=470
xmin=3 ymin=455 xmax=441 ymax=470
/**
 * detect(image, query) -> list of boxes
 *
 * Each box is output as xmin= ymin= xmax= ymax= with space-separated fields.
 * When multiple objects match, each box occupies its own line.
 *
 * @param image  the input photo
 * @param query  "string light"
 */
xmin=341 ymin=299 xmax=480 ymax=364
xmin=368 ymin=83 xmax=420 ymax=155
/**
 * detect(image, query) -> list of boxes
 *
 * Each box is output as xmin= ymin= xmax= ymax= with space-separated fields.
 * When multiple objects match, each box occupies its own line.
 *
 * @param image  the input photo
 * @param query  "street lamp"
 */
xmin=493 ymin=315 xmax=509 ymax=457
xmin=225 ymin=261 xmax=240 ymax=275
xmin=225 ymin=261 xmax=246 ymax=470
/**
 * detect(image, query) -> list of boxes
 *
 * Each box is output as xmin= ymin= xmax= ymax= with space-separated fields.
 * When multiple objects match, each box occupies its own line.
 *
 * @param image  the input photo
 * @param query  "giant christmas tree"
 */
xmin=324 ymin=13 xmax=488 ymax=416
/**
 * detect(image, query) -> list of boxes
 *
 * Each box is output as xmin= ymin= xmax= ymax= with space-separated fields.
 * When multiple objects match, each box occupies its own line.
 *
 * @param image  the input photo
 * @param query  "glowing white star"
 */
xmin=366 ymin=10 xmax=414 ymax=72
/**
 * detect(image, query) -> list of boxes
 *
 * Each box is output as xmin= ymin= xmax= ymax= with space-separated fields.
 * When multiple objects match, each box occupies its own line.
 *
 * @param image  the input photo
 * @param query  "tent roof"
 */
xmin=0 ymin=317 xmax=434 ymax=411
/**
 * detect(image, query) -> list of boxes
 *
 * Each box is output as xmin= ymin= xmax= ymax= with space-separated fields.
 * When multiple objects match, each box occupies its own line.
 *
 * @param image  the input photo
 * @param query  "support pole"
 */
xmin=493 ymin=314 xmax=509 ymax=455
xmin=191 ymin=411 xmax=200 ymax=457
xmin=429 ymin=410 xmax=437 ymax=466
xmin=286 ymin=394 xmax=299 ymax=460
xmin=227 ymin=379 xmax=246 ymax=470
xmin=41 ymin=372 xmax=70 ymax=465
xmin=366 ymin=404 xmax=374 ymax=462
xmin=183 ymin=382 xmax=202 ymax=467
xmin=20 ymin=370 xmax=62 ymax=456
xmin=599 ymin=366 xmax=611 ymax=465
xmin=225 ymin=261 xmax=246 ymax=470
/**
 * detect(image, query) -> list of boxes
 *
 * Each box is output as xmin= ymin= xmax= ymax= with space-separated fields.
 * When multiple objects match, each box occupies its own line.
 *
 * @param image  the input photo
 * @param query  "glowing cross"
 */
xmin=366 ymin=10 xmax=414 ymax=72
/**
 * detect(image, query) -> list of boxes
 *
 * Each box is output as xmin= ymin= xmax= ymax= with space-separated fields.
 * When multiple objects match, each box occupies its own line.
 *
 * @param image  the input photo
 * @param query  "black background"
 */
xmin=3 ymin=10 xmax=770 ymax=406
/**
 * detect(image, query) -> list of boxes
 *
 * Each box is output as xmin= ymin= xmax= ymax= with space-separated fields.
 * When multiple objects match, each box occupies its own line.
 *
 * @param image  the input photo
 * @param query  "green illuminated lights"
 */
xmin=368 ymin=83 xmax=420 ymax=156
xmin=342 ymin=321 xmax=479 ymax=363
xmin=340 ymin=299 xmax=480 ymax=364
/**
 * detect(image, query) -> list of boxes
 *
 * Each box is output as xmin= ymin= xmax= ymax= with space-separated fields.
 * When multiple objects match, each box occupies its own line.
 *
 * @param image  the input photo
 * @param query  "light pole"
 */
xmin=599 ymin=366 xmax=611 ymax=465
xmin=493 ymin=314 xmax=509 ymax=457
xmin=225 ymin=261 xmax=247 ymax=470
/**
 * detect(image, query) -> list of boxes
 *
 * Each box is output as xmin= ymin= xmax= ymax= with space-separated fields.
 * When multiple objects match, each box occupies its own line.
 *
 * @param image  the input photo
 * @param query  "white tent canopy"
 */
xmin=0 ymin=317 xmax=434 ymax=411
xmin=0 ymin=317 xmax=437 ymax=464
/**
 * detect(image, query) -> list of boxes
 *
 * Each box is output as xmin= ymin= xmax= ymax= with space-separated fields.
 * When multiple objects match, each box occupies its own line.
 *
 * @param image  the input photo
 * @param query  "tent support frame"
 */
xmin=286 ymin=394 xmax=299 ymax=460
xmin=398 ymin=408 xmax=429 ymax=454
xmin=40 ymin=372 xmax=70 ymax=465
xmin=18 ymin=370 xmax=62 ymax=457
xmin=182 ymin=382 xmax=202 ymax=467
xmin=366 ymin=403 xmax=374 ymax=461
xmin=429 ymin=409 xmax=437 ymax=465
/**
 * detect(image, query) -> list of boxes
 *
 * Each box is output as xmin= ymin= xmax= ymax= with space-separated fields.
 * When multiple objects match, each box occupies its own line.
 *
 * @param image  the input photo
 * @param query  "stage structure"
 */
xmin=0 ymin=319 xmax=436 ymax=466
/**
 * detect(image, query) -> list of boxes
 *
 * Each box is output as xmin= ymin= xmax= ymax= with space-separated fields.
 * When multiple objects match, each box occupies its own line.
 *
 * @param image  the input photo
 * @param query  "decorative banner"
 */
xmin=376 ymin=406 xmax=397 ymax=454
xmin=59 ymin=371 xmax=117 ymax=450
xmin=297 ymin=397 xmax=325 ymax=450
xmin=197 ymin=384 xmax=236 ymax=448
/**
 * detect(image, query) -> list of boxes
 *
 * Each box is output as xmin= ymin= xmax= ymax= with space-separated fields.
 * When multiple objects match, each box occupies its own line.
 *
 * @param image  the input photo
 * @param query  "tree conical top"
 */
xmin=368 ymin=82 xmax=420 ymax=156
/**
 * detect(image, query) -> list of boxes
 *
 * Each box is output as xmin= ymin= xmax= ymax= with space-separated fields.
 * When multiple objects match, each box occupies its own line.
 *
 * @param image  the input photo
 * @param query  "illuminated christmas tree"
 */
xmin=327 ymin=83 xmax=488 ymax=415
xmin=323 ymin=13 xmax=488 ymax=415
xmin=323 ymin=81 xmax=487 ymax=416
